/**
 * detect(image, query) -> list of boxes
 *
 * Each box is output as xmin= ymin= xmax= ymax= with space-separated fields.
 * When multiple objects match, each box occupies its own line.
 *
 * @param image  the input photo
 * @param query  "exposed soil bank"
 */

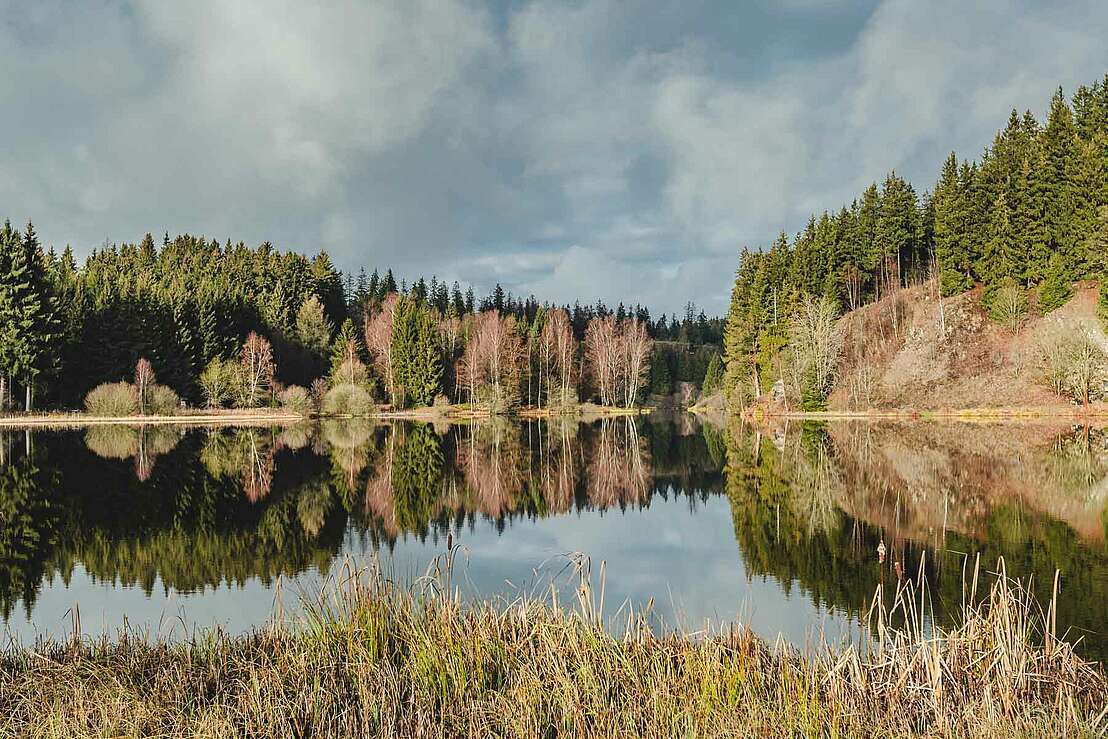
xmin=832 ymin=282 xmax=1108 ymax=411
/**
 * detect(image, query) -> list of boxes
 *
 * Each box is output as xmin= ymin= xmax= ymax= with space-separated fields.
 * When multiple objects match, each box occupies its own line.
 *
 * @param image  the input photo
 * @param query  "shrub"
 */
xmin=321 ymin=383 xmax=374 ymax=417
xmin=199 ymin=358 xmax=238 ymax=408
xmin=1035 ymin=326 xmax=1108 ymax=405
xmin=84 ymin=382 xmax=138 ymax=417
xmin=146 ymin=385 xmax=181 ymax=415
xmin=986 ymin=276 xmax=1029 ymax=329
xmin=278 ymin=385 xmax=313 ymax=415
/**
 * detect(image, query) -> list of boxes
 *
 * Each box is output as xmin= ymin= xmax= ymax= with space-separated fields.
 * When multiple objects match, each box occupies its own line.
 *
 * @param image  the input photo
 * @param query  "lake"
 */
xmin=1 ymin=416 xmax=1105 ymax=660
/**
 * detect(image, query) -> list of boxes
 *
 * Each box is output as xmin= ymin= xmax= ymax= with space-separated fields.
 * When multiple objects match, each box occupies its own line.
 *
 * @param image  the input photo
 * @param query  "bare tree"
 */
xmin=364 ymin=293 xmax=400 ymax=403
xmin=134 ymin=358 xmax=155 ymax=415
xmin=454 ymin=311 xmax=524 ymax=408
xmin=585 ymin=316 xmax=621 ymax=406
xmin=620 ymin=318 xmax=652 ymax=408
xmin=239 ymin=332 xmax=275 ymax=407
xmin=789 ymin=295 xmax=844 ymax=401
xmin=540 ymin=308 xmax=577 ymax=407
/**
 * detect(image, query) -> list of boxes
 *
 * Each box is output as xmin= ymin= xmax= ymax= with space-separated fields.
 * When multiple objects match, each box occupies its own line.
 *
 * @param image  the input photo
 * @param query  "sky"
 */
xmin=1 ymin=1 xmax=1106 ymax=316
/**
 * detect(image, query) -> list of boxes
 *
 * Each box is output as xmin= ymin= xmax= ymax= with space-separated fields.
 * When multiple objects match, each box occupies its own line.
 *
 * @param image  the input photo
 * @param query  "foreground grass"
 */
xmin=1 ymin=559 xmax=1105 ymax=738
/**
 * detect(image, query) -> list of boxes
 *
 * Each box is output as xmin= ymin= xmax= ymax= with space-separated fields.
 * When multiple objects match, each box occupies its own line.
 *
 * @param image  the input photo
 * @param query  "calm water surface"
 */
xmin=1 ymin=417 xmax=1105 ymax=659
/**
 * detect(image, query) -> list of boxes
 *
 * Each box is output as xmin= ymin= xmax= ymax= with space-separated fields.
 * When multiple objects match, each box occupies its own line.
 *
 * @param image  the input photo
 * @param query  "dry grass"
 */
xmin=0 ymin=556 xmax=1104 ymax=738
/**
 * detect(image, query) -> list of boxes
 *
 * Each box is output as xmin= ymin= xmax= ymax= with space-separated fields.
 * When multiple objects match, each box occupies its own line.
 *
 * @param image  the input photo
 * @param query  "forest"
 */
xmin=722 ymin=76 xmax=1108 ymax=406
xmin=0 ymin=225 xmax=722 ymax=414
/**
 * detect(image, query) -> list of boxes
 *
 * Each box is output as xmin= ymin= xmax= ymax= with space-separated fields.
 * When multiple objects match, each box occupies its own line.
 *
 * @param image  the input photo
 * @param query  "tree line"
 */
xmin=722 ymin=76 xmax=1108 ymax=403
xmin=0 ymin=226 xmax=721 ymax=413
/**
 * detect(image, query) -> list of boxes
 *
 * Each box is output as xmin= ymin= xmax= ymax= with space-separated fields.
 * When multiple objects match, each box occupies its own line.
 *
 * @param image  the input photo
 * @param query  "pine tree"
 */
xmin=391 ymin=297 xmax=442 ymax=407
xmin=983 ymin=192 xmax=1018 ymax=283
xmin=1038 ymin=253 xmax=1072 ymax=314
xmin=701 ymin=353 xmax=723 ymax=396
xmin=310 ymin=251 xmax=345 ymax=326
xmin=1039 ymin=89 xmax=1081 ymax=276
xmin=873 ymin=172 xmax=919 ymax=291
xmin=933 ymin=154 xmax=974 ymax=295
xmin=0 ymin=222 xmax=60 ymax=410
xmin=295 ymin=295 xmax=333 ymax=355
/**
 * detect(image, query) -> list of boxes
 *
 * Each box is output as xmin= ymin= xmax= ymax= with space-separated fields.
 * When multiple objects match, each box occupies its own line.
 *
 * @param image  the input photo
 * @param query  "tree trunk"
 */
xmin=25 ymin=384 xmax=31 ymax=413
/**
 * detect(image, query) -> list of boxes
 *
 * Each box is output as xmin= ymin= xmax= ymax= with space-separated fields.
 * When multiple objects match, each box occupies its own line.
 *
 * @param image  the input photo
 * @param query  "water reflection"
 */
xmin=725 ymin=420 xmax=1108 ymax=658
xmin=0 ymin=418 xmax=1105 ymax=660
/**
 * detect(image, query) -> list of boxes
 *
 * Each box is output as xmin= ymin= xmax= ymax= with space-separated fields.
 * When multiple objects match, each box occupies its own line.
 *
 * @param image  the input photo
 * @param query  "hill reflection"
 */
xmin=0 ymin=418 xmax=1105 ymax=658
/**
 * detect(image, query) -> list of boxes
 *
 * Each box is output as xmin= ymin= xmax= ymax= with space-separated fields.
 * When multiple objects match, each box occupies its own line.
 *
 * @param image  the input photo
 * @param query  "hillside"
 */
xmin=829 ymin=282 xmax=1107 ymax=411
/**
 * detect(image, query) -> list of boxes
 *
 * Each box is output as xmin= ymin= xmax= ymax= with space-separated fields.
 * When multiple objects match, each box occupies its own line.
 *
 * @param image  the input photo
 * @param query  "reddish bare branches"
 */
xmin=239 ymin=332 xmax=275 ymax=407
xmin=585 ymin=316 xmax=653 ymax=408
xmin=364 ymin=293 xmax=400 ymax=403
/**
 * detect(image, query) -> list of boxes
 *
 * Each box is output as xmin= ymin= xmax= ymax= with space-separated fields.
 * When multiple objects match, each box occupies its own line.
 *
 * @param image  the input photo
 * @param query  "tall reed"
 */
xmin=1 ymin=554 xmax=1104 ymax=738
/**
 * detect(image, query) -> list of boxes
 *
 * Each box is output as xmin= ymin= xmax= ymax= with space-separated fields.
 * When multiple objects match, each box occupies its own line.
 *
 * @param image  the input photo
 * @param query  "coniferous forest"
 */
xmin=0 ymin=225 xmax=722 ymax=414
xmin=723 ymin=77 xmax=1108 ymax=403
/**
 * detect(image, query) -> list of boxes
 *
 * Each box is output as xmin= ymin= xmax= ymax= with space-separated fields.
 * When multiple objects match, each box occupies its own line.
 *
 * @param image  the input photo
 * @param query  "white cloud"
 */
xmin=0 ymin=0 xmax=1105 ymax=315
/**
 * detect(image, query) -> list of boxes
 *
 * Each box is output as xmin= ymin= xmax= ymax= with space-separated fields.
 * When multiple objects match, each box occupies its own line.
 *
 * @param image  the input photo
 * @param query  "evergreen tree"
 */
xmin=310 ymin=251 xmax=345 ymax=326
xmin=701 ymin=353 xmax=723 ymax=396
xmin=933 ymin=154 xmax=974 ymax=295
xmin=873 ymin=172 xmax=919 ymax=291
xmin=1038 ymin=253 xmax=1072 ymax=314
xmin=295 ymin=295 xmax=333 ymax=356
xmin=391 ymin=296 xmax=442 ymax=407
xmin=983 ymin=192 xmax=1018 ymax=283
xmin=330 ymin=320 xmax=363 ymax=379
xmin=0 ymin=222 xmax=60 ymax=410
xmin=1038 ymin=89 xmax=1082 ymax=277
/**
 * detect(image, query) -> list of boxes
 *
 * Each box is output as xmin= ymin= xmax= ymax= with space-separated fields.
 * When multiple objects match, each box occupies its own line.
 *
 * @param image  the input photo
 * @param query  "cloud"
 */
xmin=0 ymin=0 xmax=1105 ymax=315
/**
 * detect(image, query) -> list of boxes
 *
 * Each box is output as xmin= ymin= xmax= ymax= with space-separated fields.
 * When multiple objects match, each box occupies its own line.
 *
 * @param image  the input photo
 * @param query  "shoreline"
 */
xmin=0 ymin=403 xmax=655 ymax=429
xmin=690 ymin=403 xmax=1108 ymax=423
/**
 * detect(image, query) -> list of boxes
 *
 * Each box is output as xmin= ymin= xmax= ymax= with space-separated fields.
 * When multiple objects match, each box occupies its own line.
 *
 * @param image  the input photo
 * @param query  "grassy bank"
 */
xmin=0 ymin=403 xmax=653 ymax=429
xmin=0 ymin=408 xmax=306 ymax=429
xmin=1 ymin=560 xmax=1104 ymax=738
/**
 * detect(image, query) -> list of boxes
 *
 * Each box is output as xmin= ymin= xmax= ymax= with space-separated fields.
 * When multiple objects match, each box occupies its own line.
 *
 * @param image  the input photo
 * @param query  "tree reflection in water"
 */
xmin=0 ymin=419 xmax=1106 ymax=659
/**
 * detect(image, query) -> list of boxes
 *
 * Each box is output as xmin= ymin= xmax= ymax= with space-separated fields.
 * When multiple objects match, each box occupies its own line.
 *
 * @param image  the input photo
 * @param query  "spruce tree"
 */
xmin=391 ymin=297 xmax=442 ymax=407
xmin=1038 ymin=253 xmax=1072 ymax=314
xmin=873 ymin=172 xmax=919 ymax=291
xmin=1039 ymin=89 xmax=1081 ymax=275
xmin=701 ymin=353 xmax=723 ymax=396
xmin=933 ymin=154 xmax=973 ymax=295
xmin=0 ymin=222 xmax=59 ymax=410
xmin=983 ymin=192 xmax=1018 ymax=283
xmin=296 ymin=295 xmax=333 ymax=356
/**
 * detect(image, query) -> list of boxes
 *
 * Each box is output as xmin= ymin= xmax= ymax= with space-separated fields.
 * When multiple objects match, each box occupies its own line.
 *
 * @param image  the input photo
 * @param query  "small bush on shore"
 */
xmin=278 ymin=385 xmax=313 ymax=415
xmin=146 ymin=385 xmax=181 ymax=415
xmin=83 ymin=382 xmax=138 ymax=416
xmin=322 ymin=383 xmax=374 ymax=417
